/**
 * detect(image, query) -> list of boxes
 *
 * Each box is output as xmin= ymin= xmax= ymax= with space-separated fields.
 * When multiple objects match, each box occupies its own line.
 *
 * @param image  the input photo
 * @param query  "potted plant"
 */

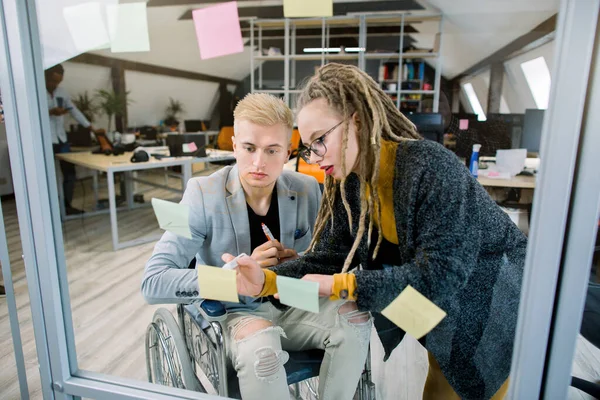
xmin=72 ymin=91 xmax=99 ymax=123
xmin=95 ymin=89 xmax=132 ymax=133
xmin=164 ymin=97 xmax=184 ymax=130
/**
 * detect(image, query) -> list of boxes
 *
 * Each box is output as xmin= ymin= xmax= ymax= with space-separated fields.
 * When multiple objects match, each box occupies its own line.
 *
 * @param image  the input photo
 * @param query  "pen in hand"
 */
xmin=261 ymin=223 xmax=275 ymax=242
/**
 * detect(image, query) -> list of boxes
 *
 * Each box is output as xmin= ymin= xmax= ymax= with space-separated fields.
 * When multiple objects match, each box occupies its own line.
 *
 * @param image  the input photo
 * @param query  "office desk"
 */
xmin=477 ymin=174 xmax=536 ymax=189
xmin=55 ymin=149 xmax=235 ymax=250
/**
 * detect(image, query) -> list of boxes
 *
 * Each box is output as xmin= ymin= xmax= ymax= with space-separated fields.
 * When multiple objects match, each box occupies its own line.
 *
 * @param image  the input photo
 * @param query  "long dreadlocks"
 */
xmin=296 ymin=63 xmax=422 ymax=273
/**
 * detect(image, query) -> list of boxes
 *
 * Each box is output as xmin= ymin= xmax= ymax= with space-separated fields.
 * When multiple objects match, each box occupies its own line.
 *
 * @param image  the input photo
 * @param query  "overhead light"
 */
xmin=303 ymin=47 xmax=365 ymax=53
xmin=303 ymin=47 xmax=341 ymax=53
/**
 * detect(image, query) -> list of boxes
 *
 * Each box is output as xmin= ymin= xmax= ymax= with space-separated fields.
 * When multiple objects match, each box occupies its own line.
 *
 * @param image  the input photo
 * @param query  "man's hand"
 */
xmin=49 ymin=107 xmax=68 ymax=116
xmin=278 ymin=248 xmax=299 ymax=263
xmin=251 ymin=240 xmax=284 ymax=267
xmin=221 ymin=253 xmax=265 ymax=297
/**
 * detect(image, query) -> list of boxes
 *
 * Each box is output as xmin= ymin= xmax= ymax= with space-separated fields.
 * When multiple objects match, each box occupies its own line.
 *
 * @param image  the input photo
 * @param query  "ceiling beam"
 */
xmin=452 ymin=14 xmax=556 ymax=82
xmin=178 ymin=0 xmax=423 ymax=20
xmin=70 ymin=53 xmax=239 ymax=85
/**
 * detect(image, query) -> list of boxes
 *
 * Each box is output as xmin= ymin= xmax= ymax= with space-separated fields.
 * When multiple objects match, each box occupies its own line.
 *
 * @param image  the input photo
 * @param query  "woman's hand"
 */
xmin=222 ymin=253 xmax=265 ymax=297
xmin=302 ymin=274 xmax=334 ymax=297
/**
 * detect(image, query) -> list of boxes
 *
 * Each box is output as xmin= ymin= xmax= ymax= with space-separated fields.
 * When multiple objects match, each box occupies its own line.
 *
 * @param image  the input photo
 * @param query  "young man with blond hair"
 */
xmin=142 ymin=93 xmax=371 ymax=400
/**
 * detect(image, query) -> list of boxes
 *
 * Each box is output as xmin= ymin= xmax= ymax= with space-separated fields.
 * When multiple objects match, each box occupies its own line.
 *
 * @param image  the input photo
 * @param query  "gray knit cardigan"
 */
xmin=271 ymin=139 xmax=527 ymax=399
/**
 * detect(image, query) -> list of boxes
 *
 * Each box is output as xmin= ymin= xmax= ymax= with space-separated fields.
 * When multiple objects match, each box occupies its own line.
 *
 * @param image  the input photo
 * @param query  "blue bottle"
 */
xmin=470 ymin=144 xmax=482 ymax=177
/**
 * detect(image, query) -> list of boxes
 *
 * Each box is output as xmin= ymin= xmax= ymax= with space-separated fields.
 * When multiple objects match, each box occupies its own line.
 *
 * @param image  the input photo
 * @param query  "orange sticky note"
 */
xmin=381 ymin=285 xmax=447 ymax=339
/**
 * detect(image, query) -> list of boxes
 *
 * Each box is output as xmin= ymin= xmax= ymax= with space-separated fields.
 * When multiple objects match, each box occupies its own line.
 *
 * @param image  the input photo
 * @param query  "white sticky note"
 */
xmin=381 ymin=285 xmax=447 ymax=339
xmin=197 ymin=265 xmax=239 ymax=303
xmin=151 ymin=198 xmax=192 ymax=239
xmin=106 ymin=3 xmax=150 ymax=53
xmin=283 ymin=0 xmax=333 ymax=18
xmin=63 ymin=2 xmax=111 ymax=53
xmin=276 ymin=276 xmax=320 ymax=313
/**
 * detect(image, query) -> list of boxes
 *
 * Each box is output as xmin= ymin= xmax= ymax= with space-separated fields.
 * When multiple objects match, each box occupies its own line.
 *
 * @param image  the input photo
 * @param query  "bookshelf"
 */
xmin=248 ymin=13 xmax=444 ymax=113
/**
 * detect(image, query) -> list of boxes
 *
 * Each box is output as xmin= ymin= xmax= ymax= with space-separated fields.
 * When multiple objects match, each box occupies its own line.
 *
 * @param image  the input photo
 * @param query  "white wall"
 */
xmin=61 ymin=62 xmax=112 ymax=131
xmin=59 ymin=62 xmax=225 ymax=130
xmin=125 ymin=70 xmax=220 ymax=127
xmin=503 ymin=41 xmax=555 ymax=113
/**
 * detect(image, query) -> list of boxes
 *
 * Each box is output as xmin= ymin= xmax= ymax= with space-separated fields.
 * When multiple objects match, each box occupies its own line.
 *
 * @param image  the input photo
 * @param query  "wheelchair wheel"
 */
xmin=146 ymin=308 xmax=201 ymax=391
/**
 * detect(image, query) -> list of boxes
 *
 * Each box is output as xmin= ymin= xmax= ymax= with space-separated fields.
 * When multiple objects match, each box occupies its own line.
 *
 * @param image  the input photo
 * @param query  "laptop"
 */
xmin=166 ymin=133 xmax=207 ymax=157
xmin=67 ymin=125 xmax=93 ymax=146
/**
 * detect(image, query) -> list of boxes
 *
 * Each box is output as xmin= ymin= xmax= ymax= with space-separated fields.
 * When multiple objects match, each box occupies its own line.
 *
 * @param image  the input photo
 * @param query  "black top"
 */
xmin=247 ymin=187 xmax=280 ymax=252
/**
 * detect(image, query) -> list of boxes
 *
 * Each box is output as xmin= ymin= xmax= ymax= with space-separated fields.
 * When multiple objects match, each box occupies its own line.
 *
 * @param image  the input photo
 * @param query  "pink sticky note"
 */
xmin=187 ymin=142 xmax=198 ymax=152
xmin=192 ymin=2 xmax=244 ymax=60
xmin=459 ymin=119 xmax=469 ymax=130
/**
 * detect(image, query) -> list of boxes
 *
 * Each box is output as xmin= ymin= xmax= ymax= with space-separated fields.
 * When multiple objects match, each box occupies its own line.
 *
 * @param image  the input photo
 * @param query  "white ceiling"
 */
xmin=93 ymin=0 xmax=561 ymax=81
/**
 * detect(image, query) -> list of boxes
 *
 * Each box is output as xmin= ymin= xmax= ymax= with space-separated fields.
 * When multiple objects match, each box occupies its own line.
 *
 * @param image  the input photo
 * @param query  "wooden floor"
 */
xmin=0 ymin=168 xmax=599 ymax=400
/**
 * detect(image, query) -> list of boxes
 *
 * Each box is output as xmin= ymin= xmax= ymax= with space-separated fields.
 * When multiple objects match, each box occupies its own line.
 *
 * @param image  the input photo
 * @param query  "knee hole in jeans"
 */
xmin=338 ymin=301 xmax=370 ymax=324
xmin=253 ymin=346 xmax=289 ymax=383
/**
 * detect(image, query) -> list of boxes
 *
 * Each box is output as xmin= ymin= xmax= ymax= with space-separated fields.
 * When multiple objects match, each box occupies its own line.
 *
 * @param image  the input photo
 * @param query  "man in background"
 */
xmin=45 ymin=64 xmax=99 ymax=215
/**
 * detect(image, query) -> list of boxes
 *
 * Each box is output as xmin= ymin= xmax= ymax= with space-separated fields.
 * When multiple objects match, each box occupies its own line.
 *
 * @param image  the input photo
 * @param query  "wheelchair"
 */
xmin=145 ymin=300 xmax=376 ymax=399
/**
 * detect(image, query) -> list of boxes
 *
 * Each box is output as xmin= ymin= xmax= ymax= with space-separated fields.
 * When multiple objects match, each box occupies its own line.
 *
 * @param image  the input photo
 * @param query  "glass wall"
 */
xmin=0 ymin=0 xmax=598 ymax=399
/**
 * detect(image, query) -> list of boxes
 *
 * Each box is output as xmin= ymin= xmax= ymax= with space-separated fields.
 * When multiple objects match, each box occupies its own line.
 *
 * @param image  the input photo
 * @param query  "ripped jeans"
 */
xmin=223 ymin=298 xmax=372 ymax=400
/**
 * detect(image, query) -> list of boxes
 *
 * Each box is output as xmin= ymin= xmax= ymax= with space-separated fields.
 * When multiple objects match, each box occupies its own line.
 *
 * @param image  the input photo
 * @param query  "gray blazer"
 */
xmin=141 ymin=164 xmax=322 ymax=311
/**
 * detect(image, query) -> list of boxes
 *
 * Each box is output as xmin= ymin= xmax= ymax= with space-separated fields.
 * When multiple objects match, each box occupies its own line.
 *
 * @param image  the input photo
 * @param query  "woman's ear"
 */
xmin=352 ymin=112 xmax=361 ymax=131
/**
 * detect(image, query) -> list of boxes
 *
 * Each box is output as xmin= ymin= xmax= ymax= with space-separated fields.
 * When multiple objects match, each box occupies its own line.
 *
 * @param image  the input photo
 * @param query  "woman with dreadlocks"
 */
xmin=227 ymin=63 xmax=526 ymax=399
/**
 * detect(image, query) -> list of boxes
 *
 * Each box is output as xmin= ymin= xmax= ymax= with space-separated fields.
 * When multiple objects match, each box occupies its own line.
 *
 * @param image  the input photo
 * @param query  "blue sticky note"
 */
xmin=276 ymin=276 xmax=320 ymax=313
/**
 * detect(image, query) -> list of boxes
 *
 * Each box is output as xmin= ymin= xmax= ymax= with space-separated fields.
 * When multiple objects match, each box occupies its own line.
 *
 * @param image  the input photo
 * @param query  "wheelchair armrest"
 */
xmin=196 ymin=300 xmax=228 ymax=322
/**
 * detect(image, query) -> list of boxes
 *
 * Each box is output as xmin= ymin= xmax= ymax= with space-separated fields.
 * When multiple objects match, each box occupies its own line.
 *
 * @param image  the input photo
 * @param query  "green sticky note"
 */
xmin=151 ymin=198 xmax=192 ymax=239
xmin=197 ymin=265 xmax=239 ymax=303
xmin=276 ymin=276 xmax=320 ymax=313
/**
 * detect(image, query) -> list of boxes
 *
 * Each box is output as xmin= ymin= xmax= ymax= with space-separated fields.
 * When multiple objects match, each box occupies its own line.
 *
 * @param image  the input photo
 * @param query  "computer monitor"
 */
xmin=487 ymin=113 xmax=525 ymax=149
xmin=405 ymin=113 xmax=444 ymax=144
xmin=166 ymin=133 xmax=207 ymax=157
xmin=184 ymin=120 xmax=207 ymax=132
xmin=521 ymin=109 xmax=545 ymax=154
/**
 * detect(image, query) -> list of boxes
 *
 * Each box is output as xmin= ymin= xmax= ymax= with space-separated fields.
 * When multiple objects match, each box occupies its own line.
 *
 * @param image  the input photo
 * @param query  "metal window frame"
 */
xmin=0 ymin=0 xmax=598 ymax=399
xmin=541 ymin=10 xmax=600 ymax=399
xmin=508 ymin=0 xmax=600 ymax=398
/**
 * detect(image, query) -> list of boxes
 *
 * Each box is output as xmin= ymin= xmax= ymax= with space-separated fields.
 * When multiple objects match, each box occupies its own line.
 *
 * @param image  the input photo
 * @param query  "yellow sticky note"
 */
xmin=381 ymin=285 xmax=447 ymax=339
xmin=283 ymin=0 xmax=333 ymax=18
xmin=197 ymin=265 xmax=239 ymax=303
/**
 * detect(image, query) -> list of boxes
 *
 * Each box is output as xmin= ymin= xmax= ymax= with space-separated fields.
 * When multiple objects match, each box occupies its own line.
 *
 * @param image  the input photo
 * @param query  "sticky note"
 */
xmin=197 ymin=265 xmax=239 ymax=303
xmin=39 ymin=0 xmax=118 ymax=68
xmin=283 ymin=0 xmax=333 ymax=18
xmin=276 ymin=276 xmax=320 ymax=313
xmin=381 ymin=285 xmax=447 ymax=339
xmin=106 ymin=3 xmax=150 ymax=53
xmin=459 ymin=119 xmax=469 ymax=130
xmin=151 ymin=198 xmax=192 ymax=239
xmin=63 ymin=2 xmax=111 ymax=53
xmin=192 ymin=2 xmax=244 ymax=60
xmin=183 ymin=142 xmax=198 ymax=153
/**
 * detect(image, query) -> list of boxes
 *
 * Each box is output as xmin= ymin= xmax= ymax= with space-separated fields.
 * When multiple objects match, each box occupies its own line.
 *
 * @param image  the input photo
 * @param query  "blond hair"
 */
xmin=233 ymin=93 xmax=294 ymax=140
xmin=297 ymin=63 xmax=422 ymax=273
